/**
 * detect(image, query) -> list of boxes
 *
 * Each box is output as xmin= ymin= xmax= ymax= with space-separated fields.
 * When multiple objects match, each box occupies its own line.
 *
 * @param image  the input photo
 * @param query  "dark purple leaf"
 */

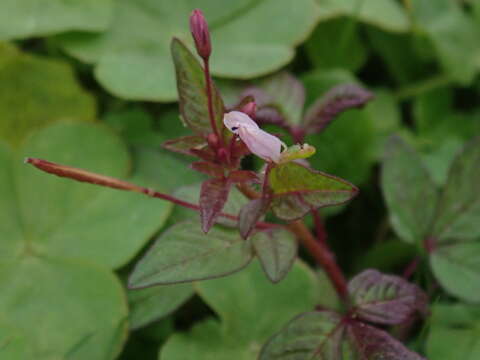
xmin=200 ymin=178 xmax=231 ymax=233
xmin=348 ymin=269 xmax=428 ymax=325
xmin=190 ymin=161 xmax=224 ymax=178
xmin=228 ymin=170 xmax=259 ymax=184
xmin=303 ymin=83 xmax=374 ymax=134
xmin=259 ymin=311 xmax=426 ymax=360
xmin=347 ymin=321 xmax=425 ymax=360
xmin=239 ymin=197 xmax=271 ymax=239
xmin=162 ymin=135 xmax=207 ymax=156
xmin=171 ymin=38 xmax=224 ymax=135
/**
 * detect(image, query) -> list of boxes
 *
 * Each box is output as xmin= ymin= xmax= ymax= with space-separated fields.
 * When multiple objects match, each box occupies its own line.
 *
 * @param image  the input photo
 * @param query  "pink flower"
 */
xmin=223 ymin=111 xmax=286 ymax=163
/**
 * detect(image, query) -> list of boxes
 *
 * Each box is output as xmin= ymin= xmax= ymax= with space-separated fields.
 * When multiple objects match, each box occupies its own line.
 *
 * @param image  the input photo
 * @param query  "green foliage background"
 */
xmin=1 ymin=0 xmax=480 ymax=359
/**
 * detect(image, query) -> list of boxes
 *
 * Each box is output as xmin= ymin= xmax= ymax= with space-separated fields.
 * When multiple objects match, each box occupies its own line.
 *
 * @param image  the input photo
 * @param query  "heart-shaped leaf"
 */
xmin=56 ymin=0 xmax=318 ymax=101
xmin=0 ymin=256 xmax=127 ymax=360
xmin=252 ymin=229 xmax=297 ymax=283
xmin=1 ymin=122 xmax=171 ymax=269
xmin=268 ymin=161 xmax=358 ymax=221
xmin=0 ymin=43 xmax=95 ymax=147
xmin=348 ymin=269 xmax=428 ymax=325
xmin=381 ymin=136 xmax=439 ymax=244
xmin=128 ymin=222 xmax=253 ymax=288
xmin=128 ymin=283 xmax=194 ymax=330
xmin=0 ymin=0 xmax=113 ymax=40
xmin=160 ymin=260 xmax=320 ymax=359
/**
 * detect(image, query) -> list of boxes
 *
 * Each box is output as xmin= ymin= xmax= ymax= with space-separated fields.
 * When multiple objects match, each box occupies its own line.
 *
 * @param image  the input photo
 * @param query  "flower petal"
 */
xmin=238 ymin=126 xmax=283 ymax=163
xmin=223 ymin=111 xmax=259 ymax=133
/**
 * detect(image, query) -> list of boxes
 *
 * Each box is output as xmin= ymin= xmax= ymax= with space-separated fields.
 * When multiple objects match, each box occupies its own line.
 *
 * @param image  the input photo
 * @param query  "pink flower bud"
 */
xmin=189 ymin=9 xmax=211 ymax=60
xmin=223 ymin=111 xmax=286 ymax=163
xmin=239 ymin=101 xmax=257 ymax=118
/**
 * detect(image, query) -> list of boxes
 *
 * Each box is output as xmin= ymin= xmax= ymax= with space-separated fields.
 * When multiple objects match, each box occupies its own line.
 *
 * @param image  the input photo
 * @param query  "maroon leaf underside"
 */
xmin=303 ymin=83 xmax=374 ymax=134
xmin=191 ymin=161 xmax=224 ymax=178
xmin=348 ymin=269 xmax=428 ymax=325
xmin=228 ymin=170 xmax=259 ymax=184
xmin=200 ymin=178 xmax=231 ymax=233
xmin=239 ymin=197 xmax=271 ymax=239
xmin=260 ymin=311 xmax=425 ymax=360
xmin=162 ymin=135 xmax=207 ymax=156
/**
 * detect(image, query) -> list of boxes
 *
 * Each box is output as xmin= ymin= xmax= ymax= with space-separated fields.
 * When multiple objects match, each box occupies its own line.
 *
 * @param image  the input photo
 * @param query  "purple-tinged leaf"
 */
xmin=162 ymin=135 xmax=207 ymax=156
xmin=128 ymin=222 xmax=253 ymax=288
xmin=243 ymin=72 xmax=306 ymax=126
xmin=348 ymin=320 xmax=425 ymax=360
xmin=348 ymin=269 xmax=428 ymax=325
xmin=200 ymin=178 xmax=231 ymax=233
xmin=268 ymin=161 xmax=358 ymax=221
xmin=259 ymin=311 xmax=344 ymax=360
xmin=239 ymin=198 xmax=271 ymax=239
xmin=190 ymin=161 xmax=224 ymax=178
xmin=303 ymin=83 xmax=374 ymax=134
xmin=253 ymin=229 xmax=297 ymax=283
xmin=228 ymin=170 xmax=259 ymax=184
xmin=260 ymin=311 xmax=426 ymax=360
xmin=171 ymin=38 xmax=224 ymax=135
xmin=190 ymin=148 xmax=216 ymax=162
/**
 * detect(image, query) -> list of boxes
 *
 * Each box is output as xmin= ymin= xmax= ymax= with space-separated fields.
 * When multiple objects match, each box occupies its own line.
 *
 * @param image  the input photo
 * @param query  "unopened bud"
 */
xmin=207 ymin=132 xmax=219 ymax=149
xmin=240 ymin=101 xmax=257 ymax=118
xmin=189 ymin=9 xmax=211 ymax=60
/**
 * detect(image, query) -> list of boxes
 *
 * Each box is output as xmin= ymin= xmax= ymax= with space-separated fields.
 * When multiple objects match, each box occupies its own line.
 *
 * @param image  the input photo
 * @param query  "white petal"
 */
xmin=223 ymin=111 xmax=259 ymax=134
xmin=238 ymin=126 xmax=283 ymax=163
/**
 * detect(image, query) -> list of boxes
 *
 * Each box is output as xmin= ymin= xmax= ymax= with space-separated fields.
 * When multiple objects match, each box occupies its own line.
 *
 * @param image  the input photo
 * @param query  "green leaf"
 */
xmin=0 ymin=256 xmax=127 ymax=360
xmin=305 ymin=17 xmax=367 ymax=72
xmin=128 ymin=222 xmax=253 ymax=288
xmin=56 ymin=0 xmax=318 ymax=101
xmin=0 ymin=0 xmax=113 ymax=40
xmin=430 ymin=242 xmax=480 ymax=302
xmin=268 ymin=161 xmax=358 ymax=221
xmin=381 ymin=136 xmax=438 ymax=244
xmin=128 ymin=283 xmax=194 ymax=330
xmin=252 ymin=229 xmax=297 ymax=283
xmin=431 ymin=138 xmax=480 ymax=242
xmin=316 ymin=0 xmax=409 ymax=33
xmin=0 ymin=43 xmax=95 ymax=147
xmin=427 ymin=304 xmax=480 ymax=360
xmin=171 ymin=38 xmax=225 ymax=135
xmin=0 ymin=122 xmax=172 ymax=268
xmin=160 ymin=260 xmax=319 ymax=359
xmin=411 ymin=0 xmax=480 ymax=84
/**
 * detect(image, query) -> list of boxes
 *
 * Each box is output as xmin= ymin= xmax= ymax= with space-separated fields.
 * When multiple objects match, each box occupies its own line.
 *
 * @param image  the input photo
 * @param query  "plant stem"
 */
xmin=287 ymin=220 xmax=348 ymax=300
xmin=203 ymin=60 xmax=221 ymax=141
xmin=25 ymin=157 xmax=274 ymax=230
xmin=236 ymin=181 xmax=349 ymax=301
xmin=311 ymin=209 xmax=327 ymax=246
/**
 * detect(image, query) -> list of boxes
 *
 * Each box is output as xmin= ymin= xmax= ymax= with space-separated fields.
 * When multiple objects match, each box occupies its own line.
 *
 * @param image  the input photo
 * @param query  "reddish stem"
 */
xmin=403 ymin=256 xmax=420 ymax=279
xmin=312 ymin=209 xmax=327 ymax=246
xmin=25 ymin=157 xmax=274 ymax=231
xmin=204 ymin=60 xmax=221 ymax=144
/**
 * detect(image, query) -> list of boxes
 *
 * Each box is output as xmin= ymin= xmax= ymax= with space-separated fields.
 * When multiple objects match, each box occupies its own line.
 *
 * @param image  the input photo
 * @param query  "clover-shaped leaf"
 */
xmin=0 ymin=0 xmax=113 ymax=40
xmin=0 ymin=43 xmax=95 ymax=147
xmin=160 ymin=260 xmax=319 ymax=359
xmin=56 ymin=0 xmax=318 ymax=101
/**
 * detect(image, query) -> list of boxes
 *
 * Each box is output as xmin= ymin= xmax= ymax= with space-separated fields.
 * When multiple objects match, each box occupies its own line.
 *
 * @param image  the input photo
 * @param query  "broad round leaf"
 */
xmin=0 ymin=0 xmax=113 ymax=40
xmin=0 ymin=43 xmax=95 ymax=147
xmin=0 ymin=256 xmax=128 ymax=360
xmin=161 ymin=261 xmax=319 ymax=359
xmin=56 ymin=0 xmax=318 ymax=101
xmin=129 ymin=222 xmax=254 ymax=288
xmin=1 ymin=122 xmax=172 ymax=269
